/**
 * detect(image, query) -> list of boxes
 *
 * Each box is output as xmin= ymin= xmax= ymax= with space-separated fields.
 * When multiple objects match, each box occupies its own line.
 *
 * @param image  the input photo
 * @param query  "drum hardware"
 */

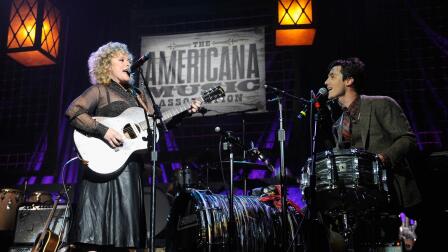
xmin=326 ymin=210 xmax=356 ymax=251
xmin=322 ymin=207 xmax=403 ymax=251
xmin=341 ymin=211 xmax=354 ymax=251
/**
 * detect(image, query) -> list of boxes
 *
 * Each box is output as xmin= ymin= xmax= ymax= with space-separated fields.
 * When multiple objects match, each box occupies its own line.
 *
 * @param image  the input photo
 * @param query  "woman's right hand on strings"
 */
xmin=104 ymin=128 xmax=124 ymax=148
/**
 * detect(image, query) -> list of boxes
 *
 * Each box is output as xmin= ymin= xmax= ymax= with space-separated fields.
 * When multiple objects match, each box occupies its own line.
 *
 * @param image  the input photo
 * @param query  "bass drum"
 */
xmin=166 ymin=189 xmax=303 ymax=252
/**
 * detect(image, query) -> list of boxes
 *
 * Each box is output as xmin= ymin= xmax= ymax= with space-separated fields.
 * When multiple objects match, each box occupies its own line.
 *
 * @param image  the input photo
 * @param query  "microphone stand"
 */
xmin=222 ymin=138 xmax=235 ymax=251
xmin=299 ymin=91 xmax=323 ymax=251
xmin=309 ymin=90 xmax=318 ymax=221
xmin=242 ymin=115 xmax=247 ymax=195
xmin=137 ymin=68 xmax=168 ymax=252
xmin=265 ymin=84 xmax=308 ymax=104
xmin=217 ymin=107 xmax=257 ymax=195
xmin=265 ymin=85 xmax=308 ymax=251
xmin=275 ymin=95 xmax=289 ymax=251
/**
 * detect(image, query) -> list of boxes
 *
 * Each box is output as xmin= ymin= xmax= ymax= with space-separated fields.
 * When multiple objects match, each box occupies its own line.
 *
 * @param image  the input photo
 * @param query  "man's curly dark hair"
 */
xmin=328 ymin=57 xmax=365 ymax=92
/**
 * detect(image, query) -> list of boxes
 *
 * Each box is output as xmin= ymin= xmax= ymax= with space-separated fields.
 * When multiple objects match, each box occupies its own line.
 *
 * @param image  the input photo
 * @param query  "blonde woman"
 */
xmin=66 ymin=42 xmax=201 ymax=251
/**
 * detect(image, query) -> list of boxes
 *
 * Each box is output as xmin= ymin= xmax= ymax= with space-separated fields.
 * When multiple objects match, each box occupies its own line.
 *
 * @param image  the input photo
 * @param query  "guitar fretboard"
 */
xmin=138 ymin=97 xmax=204 ymax=131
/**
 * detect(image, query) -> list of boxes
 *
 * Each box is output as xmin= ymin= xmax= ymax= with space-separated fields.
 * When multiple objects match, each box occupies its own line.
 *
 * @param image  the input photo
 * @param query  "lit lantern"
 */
xmin=6 ymin=0 xmax=61 ymax=67
xmin=276 ymin=0 xmax=316 ymax=46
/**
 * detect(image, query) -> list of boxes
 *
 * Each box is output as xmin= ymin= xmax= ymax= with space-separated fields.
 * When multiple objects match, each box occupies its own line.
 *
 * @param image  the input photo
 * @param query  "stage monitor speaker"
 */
xmin=13 ymin=204 xmax=70 ymax=245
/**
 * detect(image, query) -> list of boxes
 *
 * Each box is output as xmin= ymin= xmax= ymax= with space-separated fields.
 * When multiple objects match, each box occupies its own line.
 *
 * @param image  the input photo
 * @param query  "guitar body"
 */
xmin=73 ymin=107 xmax=159 ymax=175
xmin=31 ymin=230 xmax=60 ymax=252
xmin=73 ymin=86 xmax=225 ymax=176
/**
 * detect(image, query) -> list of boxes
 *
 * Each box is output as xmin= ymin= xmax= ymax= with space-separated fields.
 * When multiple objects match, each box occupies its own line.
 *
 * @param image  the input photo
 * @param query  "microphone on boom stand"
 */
xmin=297 ymin=87 xmax=328 ymax=119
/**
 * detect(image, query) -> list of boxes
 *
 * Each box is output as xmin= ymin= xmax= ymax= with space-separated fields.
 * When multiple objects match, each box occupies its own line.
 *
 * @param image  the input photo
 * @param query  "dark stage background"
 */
xmin=0 ymin=0 xmax=447 ymax=210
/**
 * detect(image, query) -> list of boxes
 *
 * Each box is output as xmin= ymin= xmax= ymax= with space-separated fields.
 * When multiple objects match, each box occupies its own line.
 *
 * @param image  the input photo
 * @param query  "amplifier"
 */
xmin=13 ymin=204 xmax=70 ymax=245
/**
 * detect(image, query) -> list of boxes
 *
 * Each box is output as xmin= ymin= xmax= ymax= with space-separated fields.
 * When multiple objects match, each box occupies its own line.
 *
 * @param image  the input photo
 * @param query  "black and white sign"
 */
xmin=140 ymin=27 xmax=266 ymax=115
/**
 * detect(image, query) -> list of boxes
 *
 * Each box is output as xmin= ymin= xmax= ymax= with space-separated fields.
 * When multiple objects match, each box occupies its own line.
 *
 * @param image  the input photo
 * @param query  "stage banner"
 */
xmin=140 ymin=27 xmax=266 ymax=116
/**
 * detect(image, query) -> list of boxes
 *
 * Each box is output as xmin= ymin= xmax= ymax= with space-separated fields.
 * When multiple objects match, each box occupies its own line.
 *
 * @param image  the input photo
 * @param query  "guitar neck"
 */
xmin=161 ymin=101 xmax=196 ymax=121
xmin=138 ymin=97 xmax=204 ymax=131
xmin=32 ymin=195 xmax=61 ymax=252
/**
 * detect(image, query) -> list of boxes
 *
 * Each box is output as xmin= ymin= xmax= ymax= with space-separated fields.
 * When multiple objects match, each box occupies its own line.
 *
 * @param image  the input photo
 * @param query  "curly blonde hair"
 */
xmin=88 ymin=42 xmax=133 ymax=85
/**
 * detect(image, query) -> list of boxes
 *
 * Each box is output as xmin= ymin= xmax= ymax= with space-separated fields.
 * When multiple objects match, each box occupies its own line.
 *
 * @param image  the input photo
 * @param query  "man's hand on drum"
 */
xmin=378 ymin=153 xmax=390 ymax=168
xmin=188 ymin=99 xmax=202 ymax=113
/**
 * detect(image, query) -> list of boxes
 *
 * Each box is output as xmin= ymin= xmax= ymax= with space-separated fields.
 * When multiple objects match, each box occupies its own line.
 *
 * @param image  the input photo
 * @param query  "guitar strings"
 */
xmin=117 ymin=89 xmax=223 ymax=141
xmin=119 ymin=98 xmax=211 ymax=139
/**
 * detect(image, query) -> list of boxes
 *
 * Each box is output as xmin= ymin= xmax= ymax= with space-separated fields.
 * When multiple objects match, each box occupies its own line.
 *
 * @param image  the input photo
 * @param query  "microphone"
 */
xmin=311 ymin=87 xmax=328 ymax=103
xmin=298 ymin=87 xmax=328 ymax=119
xmin=128 ymin=52 xmax=151 ymax=73
xmin=214 ymin=127 xmax=242 ymax=148
xmin=247 ymin=142 xmax=275 ymax=172
xmin=214 ymin=127 xmax=274 ymax=172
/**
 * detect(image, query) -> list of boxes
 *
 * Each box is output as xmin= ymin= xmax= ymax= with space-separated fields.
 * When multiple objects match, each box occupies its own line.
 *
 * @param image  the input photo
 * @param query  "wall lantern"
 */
xmin=276 ymin=0 xmax=316 ymax=46
xmin=6 ymin=0 xmax=61 ymax=67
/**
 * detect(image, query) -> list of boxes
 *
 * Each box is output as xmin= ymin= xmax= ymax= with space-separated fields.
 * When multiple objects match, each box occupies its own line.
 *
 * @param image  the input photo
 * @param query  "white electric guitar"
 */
xmin=73 ymin=86 xmax=225 ymax=175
